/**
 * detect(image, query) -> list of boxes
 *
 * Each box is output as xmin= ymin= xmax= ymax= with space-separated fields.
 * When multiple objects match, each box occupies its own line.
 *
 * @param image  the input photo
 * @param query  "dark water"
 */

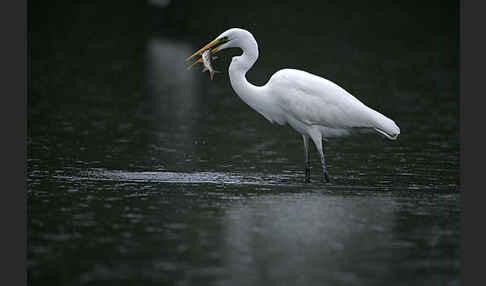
xmin=28 ymin=1 xmax=459 ymax=285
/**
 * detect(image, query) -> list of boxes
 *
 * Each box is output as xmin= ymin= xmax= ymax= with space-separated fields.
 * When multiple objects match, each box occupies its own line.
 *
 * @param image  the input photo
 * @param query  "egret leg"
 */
xmin=310 ymin=133 xmax=329 ymax=183
xmin=303 ymin=135 xmax=311 ymax=183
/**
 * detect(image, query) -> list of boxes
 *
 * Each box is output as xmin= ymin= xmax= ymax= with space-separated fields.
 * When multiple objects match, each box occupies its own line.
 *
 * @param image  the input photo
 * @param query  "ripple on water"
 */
xmin=50 ymin=168 xmax=304 ymax=186
xmin=44 ymin=166 xmax=458 ymax=193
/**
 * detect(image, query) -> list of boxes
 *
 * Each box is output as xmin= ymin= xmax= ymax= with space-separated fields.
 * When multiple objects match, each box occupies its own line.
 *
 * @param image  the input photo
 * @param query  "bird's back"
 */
xmin=266 ymin=69 xmax=400 ymax=138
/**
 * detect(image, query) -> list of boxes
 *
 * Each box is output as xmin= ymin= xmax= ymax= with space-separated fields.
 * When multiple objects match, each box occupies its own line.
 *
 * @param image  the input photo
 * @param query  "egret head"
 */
xmin=185 ymin=28 xmax=256 ymax=66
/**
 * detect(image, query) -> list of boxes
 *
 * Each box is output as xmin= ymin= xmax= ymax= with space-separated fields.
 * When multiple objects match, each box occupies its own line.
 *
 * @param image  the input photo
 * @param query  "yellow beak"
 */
xmin=187 ymin=58 xmax=203 ymax=69
xmin=185 ymin=37 xmax=227 ymax=68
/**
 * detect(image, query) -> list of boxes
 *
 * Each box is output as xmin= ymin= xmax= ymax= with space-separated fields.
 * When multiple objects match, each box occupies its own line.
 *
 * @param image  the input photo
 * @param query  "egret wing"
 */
xmin=268 ymin=69 xmax=377 ymax=129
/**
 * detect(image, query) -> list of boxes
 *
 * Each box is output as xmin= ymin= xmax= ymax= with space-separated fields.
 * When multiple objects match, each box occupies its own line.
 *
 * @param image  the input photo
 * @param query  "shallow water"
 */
xmin=29 ymin=1 xmax=459 ymax=285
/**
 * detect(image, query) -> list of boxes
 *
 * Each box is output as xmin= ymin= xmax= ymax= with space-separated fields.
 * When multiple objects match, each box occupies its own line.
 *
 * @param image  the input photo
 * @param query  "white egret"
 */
xmin=186 ymin=28 xmax=400 ymax=183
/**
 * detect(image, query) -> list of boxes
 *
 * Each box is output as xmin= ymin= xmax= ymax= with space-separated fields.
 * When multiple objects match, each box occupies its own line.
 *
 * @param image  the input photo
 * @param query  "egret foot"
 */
xmin=304 ymin=167 xmax=311 ymax=183
xmin=322 ymin=170 xmax=330 ymax=183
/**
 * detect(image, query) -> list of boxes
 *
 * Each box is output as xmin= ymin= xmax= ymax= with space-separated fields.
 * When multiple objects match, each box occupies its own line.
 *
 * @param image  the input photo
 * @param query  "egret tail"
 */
xmin=368 ymin=109 xmax=400 ymax=140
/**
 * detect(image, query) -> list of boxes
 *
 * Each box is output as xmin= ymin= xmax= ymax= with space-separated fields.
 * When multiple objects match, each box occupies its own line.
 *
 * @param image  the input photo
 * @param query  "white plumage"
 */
xmin=187 ymin=28 xmax=400 ymax=182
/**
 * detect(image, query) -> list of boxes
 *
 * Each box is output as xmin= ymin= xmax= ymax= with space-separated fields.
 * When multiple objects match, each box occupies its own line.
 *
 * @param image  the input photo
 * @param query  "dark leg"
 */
xmin=310 ymin=133 xmax=329 ymax=183
xmin=303 ymin=135 xmax=311 ymax=183
xmin=319 ymin=149 xmax=330 ymax=183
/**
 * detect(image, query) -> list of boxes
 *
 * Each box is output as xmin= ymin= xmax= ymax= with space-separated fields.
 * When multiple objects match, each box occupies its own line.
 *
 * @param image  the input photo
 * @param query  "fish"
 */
xmin=188 ymin=49 xmax=219 ymax=80
xmin=201 ymin=49 xmax=220 ymax=80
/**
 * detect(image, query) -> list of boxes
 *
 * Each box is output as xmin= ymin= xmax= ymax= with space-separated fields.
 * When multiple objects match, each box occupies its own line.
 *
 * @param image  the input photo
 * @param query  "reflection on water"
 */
xmin=146 ymin=36 xmax=201 ymax=126
xmin=221 ymin=194 xmax=397 ymax=285
xmin=220 ymin=192 xmax=459 ymax=286
xmin=145 ymin=36 xmax=202 ymax=167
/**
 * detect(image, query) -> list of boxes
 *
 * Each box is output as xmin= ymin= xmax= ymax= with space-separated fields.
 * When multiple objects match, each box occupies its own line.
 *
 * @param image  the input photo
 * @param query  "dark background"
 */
xmin=28 ymin=1 xmax=459 ymax=285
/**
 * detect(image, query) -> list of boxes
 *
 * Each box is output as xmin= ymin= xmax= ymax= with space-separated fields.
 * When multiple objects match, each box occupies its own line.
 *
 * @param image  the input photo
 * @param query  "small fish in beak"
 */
xmin=186 ymin=36 xmax=230 ymax=80
xmin=200 ymin=49 xmax=220 ymax=80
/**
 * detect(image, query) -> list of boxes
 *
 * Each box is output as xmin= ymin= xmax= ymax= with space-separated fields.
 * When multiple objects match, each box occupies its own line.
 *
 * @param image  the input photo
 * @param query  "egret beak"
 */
xmin=187 ymin=58 xmax=203 ymax=70
xmin=185 ymin=37 xmax=229 ymax=65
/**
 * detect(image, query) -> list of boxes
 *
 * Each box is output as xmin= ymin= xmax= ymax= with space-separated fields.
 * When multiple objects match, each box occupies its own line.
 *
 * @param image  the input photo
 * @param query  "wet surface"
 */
xmin=29 ymin=1 xmax=459 ymax=285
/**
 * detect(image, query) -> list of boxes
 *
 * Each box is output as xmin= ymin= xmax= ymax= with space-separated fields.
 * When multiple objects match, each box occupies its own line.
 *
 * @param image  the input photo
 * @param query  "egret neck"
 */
xmin=227 ymin=34 xmax=274 ymax=123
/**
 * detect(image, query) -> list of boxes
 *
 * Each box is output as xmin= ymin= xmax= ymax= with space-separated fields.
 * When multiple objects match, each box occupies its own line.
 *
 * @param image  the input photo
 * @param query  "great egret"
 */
xmin=186 ymin=28 xmax=400 ymax=183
